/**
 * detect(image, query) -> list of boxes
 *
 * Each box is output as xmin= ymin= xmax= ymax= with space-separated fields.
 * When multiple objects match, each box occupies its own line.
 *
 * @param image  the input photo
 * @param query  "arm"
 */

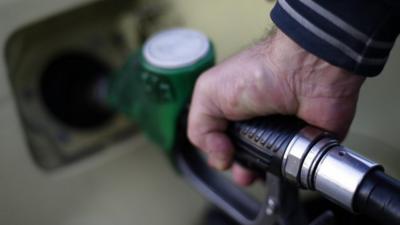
xmin=188 ymin=1 xmax=398 ymax=185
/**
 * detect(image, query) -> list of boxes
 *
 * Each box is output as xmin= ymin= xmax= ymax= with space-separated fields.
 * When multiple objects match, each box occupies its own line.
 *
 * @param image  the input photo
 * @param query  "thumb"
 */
xmin=187 ymin=85 xmax=235 ymax=170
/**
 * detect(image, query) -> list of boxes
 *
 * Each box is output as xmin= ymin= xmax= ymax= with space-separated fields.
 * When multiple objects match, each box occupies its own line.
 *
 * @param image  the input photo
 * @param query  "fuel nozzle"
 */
xmin=281 ymin=126 xmax=380 ymax=211
xmin=229 ymin=116 xmax=400 ymax=224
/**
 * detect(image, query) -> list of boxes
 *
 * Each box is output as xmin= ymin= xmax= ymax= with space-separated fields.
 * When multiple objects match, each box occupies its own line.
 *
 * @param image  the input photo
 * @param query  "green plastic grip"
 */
xmin=107 ymin=29 xmax=215 ymax=155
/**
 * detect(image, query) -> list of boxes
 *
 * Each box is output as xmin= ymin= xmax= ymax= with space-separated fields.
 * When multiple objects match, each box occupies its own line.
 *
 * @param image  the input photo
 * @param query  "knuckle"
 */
xmin=224 ymin=78 xmax=245 ymax=112
xmin=196 ymin=70 xmax=212 ymax=87
xmin=187 ymin=117 xmax=205 ymax=151
xmin=187 ymin=125 xmax=199 ymax=146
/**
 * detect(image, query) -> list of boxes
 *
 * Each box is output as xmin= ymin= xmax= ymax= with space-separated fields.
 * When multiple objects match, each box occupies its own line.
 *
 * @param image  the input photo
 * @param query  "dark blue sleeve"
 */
xmin=270 ymin=0 xmax=400 ymax=76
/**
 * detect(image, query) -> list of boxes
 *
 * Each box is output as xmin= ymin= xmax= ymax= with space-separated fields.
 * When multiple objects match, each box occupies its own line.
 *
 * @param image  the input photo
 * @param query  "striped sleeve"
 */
xmin=270 ymin=0 xmax=400 ymax=76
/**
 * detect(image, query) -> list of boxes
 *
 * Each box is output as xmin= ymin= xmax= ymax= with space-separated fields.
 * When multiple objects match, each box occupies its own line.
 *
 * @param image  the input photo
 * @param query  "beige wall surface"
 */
xmin=0 ymin=1 xmax=399 ymax=225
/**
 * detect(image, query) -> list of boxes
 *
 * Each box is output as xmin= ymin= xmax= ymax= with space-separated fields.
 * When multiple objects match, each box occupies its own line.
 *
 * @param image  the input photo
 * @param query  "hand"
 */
xmin=187 ymin=29 xmax=365 ymax=186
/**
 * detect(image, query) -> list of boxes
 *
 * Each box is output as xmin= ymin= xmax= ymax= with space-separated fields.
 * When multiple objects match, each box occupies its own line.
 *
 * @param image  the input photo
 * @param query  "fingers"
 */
xmin=188 ymin=74 xmax=258 ymax=185
xmin=188 ymin=93 xmax=258 ymax=185
xmin=204 ymin=131 xmax=234 ymax=170
xmin=189 ymin=118 xmax=234 ymax=170
xmin=232 ymin=163 xmax=257 ymax=186
xmin=188 ymin=77 xmax=235 ymax=170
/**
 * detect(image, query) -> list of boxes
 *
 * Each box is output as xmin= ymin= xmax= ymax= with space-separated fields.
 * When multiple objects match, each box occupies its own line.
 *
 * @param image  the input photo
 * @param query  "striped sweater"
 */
xmin=271 ymin=0 xmax=399 ymax=76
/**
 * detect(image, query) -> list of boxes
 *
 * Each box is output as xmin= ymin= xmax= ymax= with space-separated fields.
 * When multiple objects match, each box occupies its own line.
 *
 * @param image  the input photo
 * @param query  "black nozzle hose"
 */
xmin=354 ymin=169 xmax=400 ymax=224
xmin=228 ymin=116 xmax=400 ymax=225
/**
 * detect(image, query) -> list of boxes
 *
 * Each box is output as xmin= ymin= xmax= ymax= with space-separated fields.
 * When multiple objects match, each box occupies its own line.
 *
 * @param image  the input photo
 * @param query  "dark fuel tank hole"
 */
xmin=40 ymin=52 xmax=113 ymax=130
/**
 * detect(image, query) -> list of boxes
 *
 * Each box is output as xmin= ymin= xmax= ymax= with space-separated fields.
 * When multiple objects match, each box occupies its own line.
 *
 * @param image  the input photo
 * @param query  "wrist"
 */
xmin=261 ymin=29 xmax=365 ymax=99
